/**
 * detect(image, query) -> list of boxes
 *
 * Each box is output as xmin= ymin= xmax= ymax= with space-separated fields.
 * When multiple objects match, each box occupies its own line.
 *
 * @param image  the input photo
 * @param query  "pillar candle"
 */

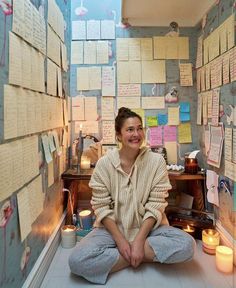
xmin=202 ymin=229 xmax=220 ymax=254
xmin=79 ymin=210 xmax=93 ymax=230
xmin=61 ymin=225 xmax=76 ymax=248
xmin=216 ymin=245 xmax=233 ymax=273
xmin=81 ymin=155 xmax=91 ymax=169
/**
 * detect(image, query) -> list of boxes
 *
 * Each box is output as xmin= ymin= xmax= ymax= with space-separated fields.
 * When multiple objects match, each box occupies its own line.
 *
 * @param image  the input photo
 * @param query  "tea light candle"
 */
xmin=216 ymin=245 xmax=233 ymax=273
xmin=202 ymin=229 xmax=220 ymax=254
xmin=78 ymin=210 xmax=93 ymax=230
xmin=61 ymin=225 xmax=76 ymax=248
xmin=183 ymin=225 xmax=195 ymax=237
xmin=80 ymin=156 xmax=91 ymax=170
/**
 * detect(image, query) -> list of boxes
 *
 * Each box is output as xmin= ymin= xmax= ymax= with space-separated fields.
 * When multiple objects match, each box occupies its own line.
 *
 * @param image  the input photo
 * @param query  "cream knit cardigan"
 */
xmin=89 ymin=147 xmax=172 ymax=241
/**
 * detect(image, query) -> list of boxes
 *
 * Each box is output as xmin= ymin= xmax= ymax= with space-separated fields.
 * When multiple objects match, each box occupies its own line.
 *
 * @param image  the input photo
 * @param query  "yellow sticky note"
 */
xmin=178 ymin=123 xmax=192 ymax=143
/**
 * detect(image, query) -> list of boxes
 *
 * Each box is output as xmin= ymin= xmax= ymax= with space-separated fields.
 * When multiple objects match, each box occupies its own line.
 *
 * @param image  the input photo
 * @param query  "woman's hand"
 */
xmin=116 ymin=236 xmax=131 ymax=263
xmin=130 ymin=238 xmax=145 ymax=268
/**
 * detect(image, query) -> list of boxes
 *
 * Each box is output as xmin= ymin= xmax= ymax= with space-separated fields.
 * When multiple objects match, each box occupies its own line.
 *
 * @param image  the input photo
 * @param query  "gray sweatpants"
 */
xmin=69 ymin=225 xmax=195 ymax=284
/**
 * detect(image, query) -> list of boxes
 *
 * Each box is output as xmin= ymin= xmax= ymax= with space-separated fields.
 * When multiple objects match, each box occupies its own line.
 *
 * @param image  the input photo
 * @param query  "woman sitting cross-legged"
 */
xmin=69 ymin=107 xmax=195 ymax=284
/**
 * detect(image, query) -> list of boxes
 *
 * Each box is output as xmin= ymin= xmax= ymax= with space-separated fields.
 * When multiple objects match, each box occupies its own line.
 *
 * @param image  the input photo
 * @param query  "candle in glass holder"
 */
xmin=78 ymin=210 xmax=93 ymax=230
xmin=183 ymin=225 xmax=195 ymax=237
xmin=202 ymin=229 xmax=220 ymax=254
xmin=61 ymin=225 xmax=76 ymax=248
xmin=184 ymin=157 xmax=198 ymax=174
xmin=216 ymin=245 xmax=233 ymax=273
xmin=80 ymin=155 xmax=91 ymax=170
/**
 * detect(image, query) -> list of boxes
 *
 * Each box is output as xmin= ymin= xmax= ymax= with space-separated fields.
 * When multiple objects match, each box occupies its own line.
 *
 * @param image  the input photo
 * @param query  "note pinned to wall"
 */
xmin=118 ymin=84 xmax=141 ymax=97
xmin=85 ymin=97 xmax=98 ymax=121
xmin=102 ymin=97 xmax=115 ymax=120
xmin=206 ymin=170 xmax=219 ymax=206
xmin=87 ymin=20 xmax=100 ymax=40
xmin=207 ymin=123 xmax=224 ymax=168
xmin=179 ymin=63 xmax=193 ymax=86
xmin=117 ymin=96 xmax=140 ymax=109
xmin=72 ymin=20 xmax=86 ymax=40
xmin=142 ymin=96 xmax=165 ymax=109
xmin=141 ymin=60 xmax=166 ymax=83
xmin=224 ymin=127 xmax=232 ymax=162
xmin=71 ymin=41 xmax=83 ymax=64
xmin=164 ymin=126 xmax=177 ymax=142
xmin=146 ymin=116 xmax=158 ymax=127
xmin=164 ymin=142 xmax=177 ymax=164
xmin=97 ymin=41 xmax=109 ymax=64
xmin=149 ymin=126 xmax=162 ymax=146
xmin=72 ymin=97 xmax=85 ymax=121
xmin=141 ymin=38 xmax=153 ymax=60
xmin=84 ymin=41 xmax=97 ymax=64
xmin=41 ymin=135 xmax=53 ymax=163
xmin=102 ymin=120 xmax=116 ymax=144
xmin=168 ymin=107 xmax=179 ymax=125
xmin=17 ymin=187 xmax=32 ymax=241
xmin=101 ymin=20 xmax=115 ymax=39
xmin=116 ymin=38 xmax=129 ymax=61
xmin=157 ymin=113 xmax=168 ymax=126
xmin=75 ymin=121 xmax=99 ymax=134
xmin=102 ymin=66 xmax=115 ymax=96
xmin=178 ymin=123 xmax=192 ymax=143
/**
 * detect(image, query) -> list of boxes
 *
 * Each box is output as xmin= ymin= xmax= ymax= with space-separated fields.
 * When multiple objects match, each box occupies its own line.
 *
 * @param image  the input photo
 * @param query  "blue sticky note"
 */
xmin=180 ymin=112 xmax=190 ymax=122
xmin=157 ymin=113 xmax=168 ymax=125
xmin=180 ymin=102 xmax=190 ymax=113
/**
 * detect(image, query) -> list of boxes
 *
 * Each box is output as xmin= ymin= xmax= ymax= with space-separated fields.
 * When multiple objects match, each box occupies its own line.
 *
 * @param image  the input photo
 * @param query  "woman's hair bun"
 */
xmin=117 ymin=107 xmax=131 ymax=116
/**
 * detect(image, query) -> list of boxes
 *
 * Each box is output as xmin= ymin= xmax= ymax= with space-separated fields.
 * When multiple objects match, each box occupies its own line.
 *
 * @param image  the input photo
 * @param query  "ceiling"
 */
xmin=122 ymin=0 xmax=216 ymax=27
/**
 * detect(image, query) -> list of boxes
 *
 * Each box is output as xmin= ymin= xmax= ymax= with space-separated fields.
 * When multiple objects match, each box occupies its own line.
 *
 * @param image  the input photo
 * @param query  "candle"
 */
xmin=78 ymin=210 xmax=93 ymax=230
xmin=216 ymin=246 xmax=233 ymax=273
xmin=202 ymin=229 xmax=220 ymax=254
xmin=80 ymin=155 xmax=91 ymax=169
xmin=61 ymin=225 xmax=76 ymax=248
xmin=183 ymin=225 xmax=195 ymax=237
xmin=184 ymin=157 xmax=198 ymax=174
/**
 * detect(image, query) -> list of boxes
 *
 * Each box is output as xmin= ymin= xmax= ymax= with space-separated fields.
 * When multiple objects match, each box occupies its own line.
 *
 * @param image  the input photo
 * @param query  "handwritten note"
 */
xmin=118 ymin=84 xmax=141 ymax=97
xmin=178 ymin=123 xmax=192 ymax=143
xmin=168 ymin=107 xmax=179 ymax=125
xmin=179 ymin=63 xmax=193 ymax=86
xmin=72 ymin=20 xmax=86 ymax=40
xmin=102 ymin=120 xmax=115 ymax=144
xmin=142 ymin=97 xmax=165 ymax=109
xmin=157 ymin=113 xmax=168 ymax=125
xmin=149 ymin=127 xmax=162 ymax=146
xmin=102 ymin=66 xmax=115 ymax=96
xmin=146 ymin=116 xmax=158 ymax=127
xmin=102 ymin=97 xmax=115 ymax=120
xmin=164 ymin=126 xmax=177 ymax=142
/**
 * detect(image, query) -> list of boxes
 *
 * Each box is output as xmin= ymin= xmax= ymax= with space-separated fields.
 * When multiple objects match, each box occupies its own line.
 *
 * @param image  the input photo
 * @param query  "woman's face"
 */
xmin=117 ymin=117 xmax=144 ymax=150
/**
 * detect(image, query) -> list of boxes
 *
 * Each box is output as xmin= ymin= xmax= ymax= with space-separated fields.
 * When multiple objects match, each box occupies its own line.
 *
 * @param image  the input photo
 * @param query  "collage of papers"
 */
xmin=1 ymin=0 xmax=70 ymax=241
xmin=195 ymin=14 xmax=236 ymax=181
xmin=71 ymin=19 xmax=194 ymax=165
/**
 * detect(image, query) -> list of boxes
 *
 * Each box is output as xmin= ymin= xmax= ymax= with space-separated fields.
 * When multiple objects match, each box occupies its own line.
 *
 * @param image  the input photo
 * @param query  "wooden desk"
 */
xmin=62 ymin=168 xmax=93 ymax=224
xmin=62 ymin=169 xmax=206 ymax=224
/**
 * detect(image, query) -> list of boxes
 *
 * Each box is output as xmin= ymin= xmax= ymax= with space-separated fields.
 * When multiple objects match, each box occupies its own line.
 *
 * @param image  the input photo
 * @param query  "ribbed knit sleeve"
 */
xmin=142 ymin=155 xmax=171 ymax=227
xmin=89 ymin=158 xmax=115 ymax=224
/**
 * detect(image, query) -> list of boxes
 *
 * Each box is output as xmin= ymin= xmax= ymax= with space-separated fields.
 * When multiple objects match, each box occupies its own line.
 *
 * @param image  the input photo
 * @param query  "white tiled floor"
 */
xmin=41 ymin=240 xmax=235 ymax=288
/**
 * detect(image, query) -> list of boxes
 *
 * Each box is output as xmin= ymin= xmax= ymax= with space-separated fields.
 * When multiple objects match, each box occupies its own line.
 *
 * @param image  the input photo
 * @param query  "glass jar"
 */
xmin=184 ymin=157 xmax=198 ymax=174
